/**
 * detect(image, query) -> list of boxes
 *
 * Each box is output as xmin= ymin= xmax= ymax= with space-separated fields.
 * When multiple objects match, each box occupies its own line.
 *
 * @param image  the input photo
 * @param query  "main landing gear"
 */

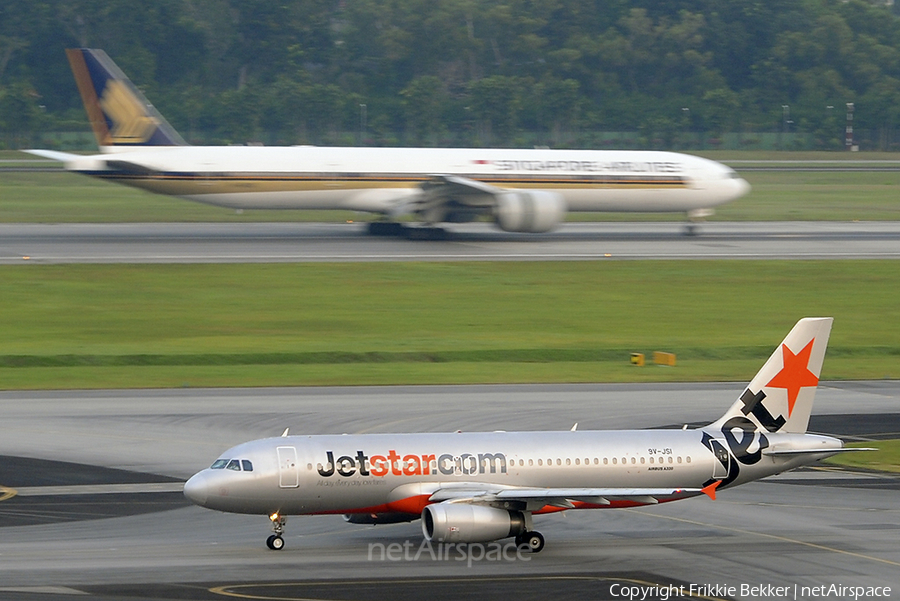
xmin=266 ymin=513 xmax=286 ymax=550
xmin=515 ymin=530 xmax=545 ymax=553
xmin=367 ymin=221 xmax=449 ymax=240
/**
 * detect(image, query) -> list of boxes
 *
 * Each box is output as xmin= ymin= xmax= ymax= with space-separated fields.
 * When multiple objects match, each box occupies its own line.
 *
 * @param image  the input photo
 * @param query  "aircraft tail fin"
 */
xmin=66 ymin=48 xmax=187 ymax=150
xmin=708 ymin=318 xmax=833 ymax=435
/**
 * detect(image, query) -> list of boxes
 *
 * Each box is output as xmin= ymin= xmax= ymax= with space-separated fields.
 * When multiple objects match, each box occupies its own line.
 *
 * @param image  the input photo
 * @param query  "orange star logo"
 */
xmin=765 ymin=339 xmax=818 ymax=417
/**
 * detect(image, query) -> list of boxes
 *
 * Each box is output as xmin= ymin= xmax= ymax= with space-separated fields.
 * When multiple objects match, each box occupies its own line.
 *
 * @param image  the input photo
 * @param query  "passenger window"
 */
xmin=226 ymin=459 xmax=242 ymax=471
xmin=211 ymin=459 xmax=228 ymax=469
xmin=242 ymin=460 xmax=253 ymax=472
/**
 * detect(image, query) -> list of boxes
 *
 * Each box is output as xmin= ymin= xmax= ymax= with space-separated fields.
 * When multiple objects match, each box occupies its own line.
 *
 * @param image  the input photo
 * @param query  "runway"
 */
xmin=0 ymin=383 xmax=897 ymax=600
xmin=3 ymin=221 xmax=900 ymax=263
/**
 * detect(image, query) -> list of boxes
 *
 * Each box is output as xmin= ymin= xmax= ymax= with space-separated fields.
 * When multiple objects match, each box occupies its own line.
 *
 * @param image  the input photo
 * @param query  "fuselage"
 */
xmin=65 ymin=147 xmax=749 ymax=213
xmin=183 ymin=428 xmax=842 ymax=517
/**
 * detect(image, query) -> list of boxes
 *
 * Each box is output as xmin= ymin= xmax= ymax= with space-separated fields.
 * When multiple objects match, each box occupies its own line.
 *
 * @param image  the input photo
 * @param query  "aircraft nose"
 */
xmin=183 ymin=471 xmax=209 ymax=506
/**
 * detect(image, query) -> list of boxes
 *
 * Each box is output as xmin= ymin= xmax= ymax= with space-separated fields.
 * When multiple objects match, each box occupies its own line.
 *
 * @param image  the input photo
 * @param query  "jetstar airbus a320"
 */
xmin=184 ymin=318 xmax=868 ymax=552
xmin=28 ymin=49 xmax=749 ymax=237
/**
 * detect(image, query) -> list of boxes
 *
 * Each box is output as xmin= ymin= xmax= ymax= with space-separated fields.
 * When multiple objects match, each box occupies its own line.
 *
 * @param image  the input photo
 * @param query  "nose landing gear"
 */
xmin=266 ymin=513 xmax=286 ymax=550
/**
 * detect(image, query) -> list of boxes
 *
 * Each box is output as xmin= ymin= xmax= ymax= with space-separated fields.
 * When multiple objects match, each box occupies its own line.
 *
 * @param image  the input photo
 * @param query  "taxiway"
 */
xmin=0 ymin=383 xmax=897 ymax=600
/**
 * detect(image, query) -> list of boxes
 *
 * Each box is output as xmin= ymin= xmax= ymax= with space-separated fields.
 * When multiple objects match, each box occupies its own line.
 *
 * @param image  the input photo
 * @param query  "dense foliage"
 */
xmin=2 ymin=0 xmax=900 ymax=148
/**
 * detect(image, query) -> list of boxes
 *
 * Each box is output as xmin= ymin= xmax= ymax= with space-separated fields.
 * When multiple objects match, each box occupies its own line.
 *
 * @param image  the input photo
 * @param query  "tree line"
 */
xmin=2 ymin=0 xmax=900 ymax=150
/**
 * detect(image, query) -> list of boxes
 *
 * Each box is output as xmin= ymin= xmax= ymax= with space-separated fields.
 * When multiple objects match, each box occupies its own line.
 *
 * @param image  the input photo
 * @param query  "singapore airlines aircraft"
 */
xmin=29 ymin=49 xmax=750 ymax=236
xmin=184 ymin=318 xmax=867 ymax=552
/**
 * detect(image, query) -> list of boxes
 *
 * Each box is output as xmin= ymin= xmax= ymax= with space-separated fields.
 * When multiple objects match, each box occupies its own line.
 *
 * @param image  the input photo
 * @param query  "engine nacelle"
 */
xmin=494 ymin=191 xmax=566 ymax=233
xmin=421 ymin=503 xmax=526 ymax=543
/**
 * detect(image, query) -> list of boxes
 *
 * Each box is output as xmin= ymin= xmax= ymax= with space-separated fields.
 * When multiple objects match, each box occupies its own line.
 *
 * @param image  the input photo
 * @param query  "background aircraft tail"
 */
xmin=708 ymin=317 xmax=833 ymax=435
xmin=66 ymin=48 xmax=187 ymax=150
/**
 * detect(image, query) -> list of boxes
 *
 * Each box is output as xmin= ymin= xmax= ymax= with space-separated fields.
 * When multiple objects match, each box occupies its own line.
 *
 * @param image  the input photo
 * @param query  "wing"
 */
xmin=427 ymin=483 xmax=703 ymax=511
xmin=407 ymin=175 xmax=501 ymax=223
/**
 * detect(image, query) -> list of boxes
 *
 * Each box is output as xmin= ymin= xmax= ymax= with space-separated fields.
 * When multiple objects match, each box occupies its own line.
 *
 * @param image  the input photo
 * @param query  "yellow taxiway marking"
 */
xmin=0 ymin=486 xmax=18 ymax=502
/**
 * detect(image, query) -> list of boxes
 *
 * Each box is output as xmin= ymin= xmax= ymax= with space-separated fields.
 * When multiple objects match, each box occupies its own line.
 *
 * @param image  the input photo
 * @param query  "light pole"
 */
xmin=780 ymin=104 xmax=790 ymax=149
xmin=359 ymin=103 xmax=367 ymax=146
xmin=845 ymin=102 xmax=854 ymax=151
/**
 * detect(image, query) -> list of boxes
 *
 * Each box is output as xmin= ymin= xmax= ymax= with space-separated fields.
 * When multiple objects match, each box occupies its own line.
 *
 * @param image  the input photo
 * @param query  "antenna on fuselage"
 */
xmin=281 ymin=428 xmax=290 ymax=437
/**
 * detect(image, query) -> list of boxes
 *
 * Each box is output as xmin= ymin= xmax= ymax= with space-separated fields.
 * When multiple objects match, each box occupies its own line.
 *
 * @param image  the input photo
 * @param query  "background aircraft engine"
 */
xmin=421 ymin=503 xmax=526 ymax=543
xmin=494 ymin=191 xmax=566 ymax=233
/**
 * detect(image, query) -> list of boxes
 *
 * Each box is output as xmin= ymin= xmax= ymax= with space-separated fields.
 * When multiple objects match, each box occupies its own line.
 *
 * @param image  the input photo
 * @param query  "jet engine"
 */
xmin=421 ymin=503 xmax=526 ymax=543
xmin=494 ymin=191 xmax=566 ymax=233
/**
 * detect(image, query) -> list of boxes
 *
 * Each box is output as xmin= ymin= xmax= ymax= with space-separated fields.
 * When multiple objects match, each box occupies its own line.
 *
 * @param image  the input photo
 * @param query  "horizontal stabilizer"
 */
xmin=23 ymin=149 xmax=80 ymax=162
xmin=763 ymin=447 xmax=876 ymax=456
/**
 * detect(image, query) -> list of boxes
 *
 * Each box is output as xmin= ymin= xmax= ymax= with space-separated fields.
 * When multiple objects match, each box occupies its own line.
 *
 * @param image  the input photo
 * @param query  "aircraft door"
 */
xmin=277 ymin=446 xmax=299 ymax=488
xmin=709 ymin=438 xmax=731 ymax=479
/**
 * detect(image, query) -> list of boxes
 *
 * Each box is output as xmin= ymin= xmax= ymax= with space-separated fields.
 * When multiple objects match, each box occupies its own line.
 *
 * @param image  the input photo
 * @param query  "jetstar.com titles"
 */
xmin=317 ymin=450 xmax=507 ymax=478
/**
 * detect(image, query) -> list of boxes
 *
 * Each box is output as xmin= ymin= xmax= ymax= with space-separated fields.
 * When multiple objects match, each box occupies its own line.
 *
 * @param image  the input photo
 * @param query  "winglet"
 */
xmin=702 ymin=480 xmax=721 ymax=500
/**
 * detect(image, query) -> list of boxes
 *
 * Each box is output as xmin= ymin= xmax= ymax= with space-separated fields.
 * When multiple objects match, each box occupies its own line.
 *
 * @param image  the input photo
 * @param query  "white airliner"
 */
xmin=184 ymin=318 xmax=867 ymax=552
xmin=29 ymin=49 xmax=749 ymax=236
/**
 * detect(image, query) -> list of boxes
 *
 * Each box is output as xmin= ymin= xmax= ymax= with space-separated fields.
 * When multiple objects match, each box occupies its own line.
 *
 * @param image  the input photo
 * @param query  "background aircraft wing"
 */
xmin=408 ymin=175 xmax=502 ymax=223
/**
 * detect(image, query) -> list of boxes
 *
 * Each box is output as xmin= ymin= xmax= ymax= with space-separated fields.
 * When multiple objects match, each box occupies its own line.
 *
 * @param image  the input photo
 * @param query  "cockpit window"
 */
xmin=210 ymin=458 xmax=253 ymax=471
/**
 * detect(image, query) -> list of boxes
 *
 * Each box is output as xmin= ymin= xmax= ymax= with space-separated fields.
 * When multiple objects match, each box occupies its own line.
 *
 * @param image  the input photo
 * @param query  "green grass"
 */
xmin=3 ymin=150 xmax=900 ymax=223
xmin=2 ymin=261 xmax=898 ymax=389
xmin=0 ymin=171 xmax=362 ymax=223
xmin=824 ymin=440 xmax=900 ymax=473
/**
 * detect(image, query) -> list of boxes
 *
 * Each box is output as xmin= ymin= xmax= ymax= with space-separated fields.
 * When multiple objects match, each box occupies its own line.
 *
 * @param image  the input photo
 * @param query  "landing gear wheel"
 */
xmin=516 ymin=530 xmax=545 ymax=553
xmin=266 ymin=535 xmax=284 ymax=550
